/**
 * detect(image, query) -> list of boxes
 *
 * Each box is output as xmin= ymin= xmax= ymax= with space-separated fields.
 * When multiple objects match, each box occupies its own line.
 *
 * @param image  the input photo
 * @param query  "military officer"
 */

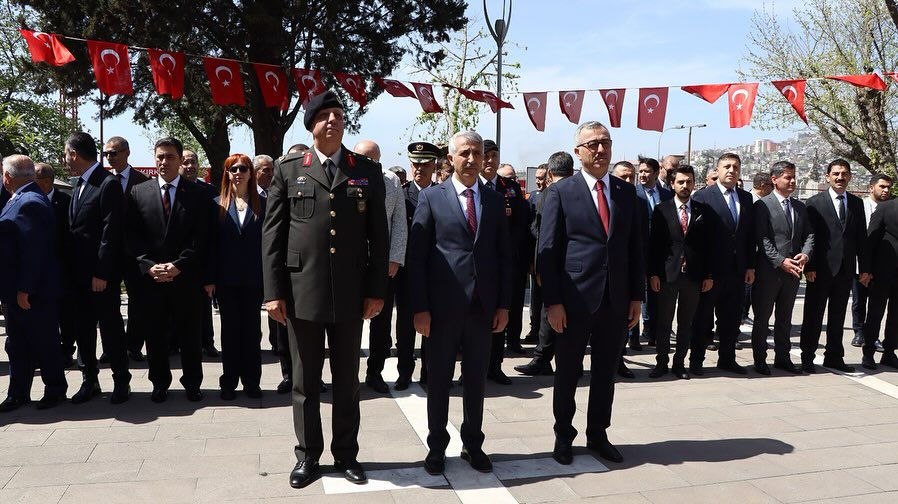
xmin=262 ymin=91 xmax=389 ymax=489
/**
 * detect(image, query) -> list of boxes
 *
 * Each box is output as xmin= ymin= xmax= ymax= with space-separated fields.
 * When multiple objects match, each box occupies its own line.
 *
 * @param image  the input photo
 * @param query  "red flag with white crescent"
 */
xmin=681 ymin=84 xmax=729 ymax=104
xmin=637 ymin=87 xmax=668 ymax=132
xmin=374 ymin=77 xmax=417 ymax=98
xmin=86 ymin=40 xmax=133 ymax=96
xmin=411 ymin=82 xmax=442 ymax=113
xmin=291 ymin=68 xmax=325 ymax=106
xmin=558 ymin=90 xmax=585 ymax=124
xmin=599 ymin=89 xmax=626 ymax=128
xmin=203 ymin=57 xmax=245 ymax=106
xmin=253 ymin=63 xmax=289 ymax=110
xmin=147 ymin=49 xmax=185 ymax=99
xmin=826 ymin=74 xmax=887 ymax=91
xmin=19 ymin=29 xmax=74 ymax=66
xmin=522 ymin=92 xmax=547 ymax=131
xmin=727 ymin=83 xmax=759 ymax=128
xmin=772 ymin=79 xmax=807 ymax=124
xmin=334 ymin=73 xmax=368 ymax=108
xmin=474 ymin=90 xmax=514 ymax=112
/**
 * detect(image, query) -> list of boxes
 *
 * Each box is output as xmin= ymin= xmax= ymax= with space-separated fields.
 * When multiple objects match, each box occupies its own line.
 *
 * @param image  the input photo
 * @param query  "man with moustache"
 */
xmin=851 ymin=174 xmax=892 ymax=350
xmin=524 ymin=163 xmax=549 ymax=345
xmin=612 ymin=161 xmax=636 ymax=185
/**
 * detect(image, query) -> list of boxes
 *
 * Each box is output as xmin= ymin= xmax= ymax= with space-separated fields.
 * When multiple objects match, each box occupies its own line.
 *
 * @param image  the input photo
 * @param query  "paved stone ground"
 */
xmin=2 ymin=287 xmax=898 ymax=503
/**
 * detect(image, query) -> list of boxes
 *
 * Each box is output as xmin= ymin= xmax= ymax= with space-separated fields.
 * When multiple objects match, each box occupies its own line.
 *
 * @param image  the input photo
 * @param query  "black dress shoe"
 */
xmin=334 ymin=459 xmax=367 ymax=484
xmin=507 ymin=344 xmax=528 ymax=355
xmin=552 ymin=439 xmax=573 ymax=465
xmin=62 ymin=355 xmax=76 ymax=369
xmin=424 ymin=450 xmax=445 ymax=475
xmin=689 ymin=364 xmax=704 ymax=376
xmin=244 ymin=387 xmax=263 ymax=399
xmin=394 ymin=375 xmax=412 ymax=391
xmin=221 ymin=389 xmax=237 ymax=401
xmin=801 ymin=362 xmax=817 ymax=374
xmin=862 ymin=355 xmax=878 ymax=370
xmin=881 ymin=352 xmax=898 ymax=369
xmin=487 ymin=369 xmax=512 ymax=385
xmin=706 ymin=343 xmax=718 ymax=351
xmin=586 ymin=435 xmax=623 ymax=463
xmin=876 ymin=340 xmax=885 ymax=352
xmin=128 ymin=350 xmax=146 ymax=362
xmin=150 ymin=389 xmax=168 ymax=403
xmin=514 ymin=360 xmax=554 ymax=376
xmin=735 ymin=341 xmax=744 ymax=350
xmin=110 ymin=384 xmax=131 ymax=404
xmin=648 ymin=366 xmax=668 ymax=378
xmin=754 ymin=363 xmax=771 ymax=375
xmin=672 ymin=367 xmax=690 ymax=380
xmin=277 ymin=378 xmax=292 ymax=394
xmin=460 ymin=447 xmax=493 ymax=472
xmin=851 ymin=334 xmax=864 ymax=347
xmin=823 ymin=360 xmax=856 ymax=373
xmin=71 ymin=381 xmax=101 ymax=404
xmin=0 ymin=396 xmax=30 ymax=413
xmin=186 ymin=388 xmax=204 ymax=402
xmin=203 ymin=345 xmax=220 ymax=358
xmin=646 ymin=338 xmax=657 ymax=347
xmin=628 ymin=338 xmax=643 ymax=351
xmin=523 ymin=333 xmax=539 ymax=344
xmin=774 ymin=359 xmax=802 ymax=374
xmin=36 ymin=394 xmax=66 ymax=410
xmin=365 ymin=374 xmax=389 ymax=394
xmin=289 ymin=458 xmax=320 ymax=489
xmin=320 ymin=380 xmax=328 ymax=393
xmin=98 ymin=352 xmax=110 ymax=364
xmin=716 ymin=361 xmax=748 ymax=375
xmin=617 ymin=361 xmax=635 ymax=379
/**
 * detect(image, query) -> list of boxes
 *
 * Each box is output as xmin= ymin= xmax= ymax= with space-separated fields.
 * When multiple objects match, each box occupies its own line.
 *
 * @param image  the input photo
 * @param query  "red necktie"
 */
xmin=680 ymin=203 xmax=688 ymax=234
xmin=595 ymin=180 xmax=609 ymax=235
xmin=464 ymin=188 xmax=477 ymax=236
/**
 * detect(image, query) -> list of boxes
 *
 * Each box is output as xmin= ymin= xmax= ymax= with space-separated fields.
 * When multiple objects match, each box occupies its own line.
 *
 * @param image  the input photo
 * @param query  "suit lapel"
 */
xmin=332 ymin=147 xmax=350 ymax=189
xmin=226 ymin=199 xmax=241 ymax=233
xmin=240 ymin=203 xmax=255 ymax=232
xmin=709 ymin=186 xmax=736 ymax=230
xmin=441 ymin=181 xmax=471 ymax=239
xmin=304 ymin=152 xmax=330 ymax=189
xmin=608 ymin=177 xmax=626 ymax=239
xmin=575 ymin=172 xmax=606 ymax=240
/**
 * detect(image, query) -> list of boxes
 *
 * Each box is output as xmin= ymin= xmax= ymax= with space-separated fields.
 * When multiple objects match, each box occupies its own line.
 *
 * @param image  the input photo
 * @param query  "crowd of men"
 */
xmin=2 ymin=89 xmax=898 ymax=489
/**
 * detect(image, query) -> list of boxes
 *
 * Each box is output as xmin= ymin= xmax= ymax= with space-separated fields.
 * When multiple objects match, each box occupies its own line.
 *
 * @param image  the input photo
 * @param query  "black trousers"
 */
xmin=217 ymin=285 xmax=263 ymax=391
xmin=288 ymin=316 xmax=362 ymax=462
xmin=554 ymin=298 xmax=627 ymax=444
xmin=5 ymin=296 xmax=67 ymax=399
xmin=366 ymin=275 xmax=396 ymax=377
xmin=273 ymin=319 xmax=291 ymax=379
xmin=532 ymin=304 xmax=557 ymax=364
xmin=201 ymin=293 xmax=215 ymax=348
xmin=691 ymin=271 xmax=743 ymax=366
xmin=124 ymin=272 xmax=148 ymax=354
xmin=527 ymin=273 xmax=542 ymax=339
xmin=863 ymin=271 xmax=898 ymax=357
xmin=395 ymin=270 xmax=426 ymax=380
xmin=800 ymin=268 xmax=852 ymax=363
xmin=851 ymin=276 xmax=869 ymax=338
xmin=144 ymin=279 xmax=203 ymax=391
xmin=268 ymin=315 xmax=279 ymax=351
xmin=751 ymin=268 xmax=800 ymax=364
xmin=73 ymin=282 xmax=130 ymax=385
xmin=58 ymin=288 xmax=77 ymax=359
xmin=426 ymin=302 xmax=492 ymax=453
xmin=504 ymin=268 xmax=528 ymax=348
xmin=654 ymin=275 xmax=700 ymax=368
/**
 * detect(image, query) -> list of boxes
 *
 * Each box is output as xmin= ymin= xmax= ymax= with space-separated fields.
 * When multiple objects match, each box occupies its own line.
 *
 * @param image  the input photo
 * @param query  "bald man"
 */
xmin=660 ymin=155 xmax=680 ymax=189
xmin=497 ymin=164 xmax=516 ymax=180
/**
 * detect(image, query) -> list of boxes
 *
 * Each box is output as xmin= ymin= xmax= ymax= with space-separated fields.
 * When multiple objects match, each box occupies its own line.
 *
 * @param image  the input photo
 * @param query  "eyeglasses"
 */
xmin=103 ymin=150 xmax=121 ymax=158
xmin=576 ymin=139 xmax=613 ymax=152
xmin=228 ymin=165 xmax=250 ymax=174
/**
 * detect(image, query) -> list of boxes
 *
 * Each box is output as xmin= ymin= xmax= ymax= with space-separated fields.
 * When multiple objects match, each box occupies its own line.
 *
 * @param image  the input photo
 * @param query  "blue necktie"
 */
xmin=725 ymin=188 xmax=739 ymax=228
xmin=646 ymin=188 xmax=656 ymax=212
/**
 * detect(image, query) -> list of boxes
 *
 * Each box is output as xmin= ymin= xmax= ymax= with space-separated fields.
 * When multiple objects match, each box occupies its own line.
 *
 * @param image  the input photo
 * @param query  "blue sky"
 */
xmin=81 ymin=0 xmax=808 ymax=171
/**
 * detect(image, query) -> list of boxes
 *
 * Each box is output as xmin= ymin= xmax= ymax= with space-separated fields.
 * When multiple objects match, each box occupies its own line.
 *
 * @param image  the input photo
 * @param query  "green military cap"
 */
xmin=407 ymin=141 xmax=441 ymax=162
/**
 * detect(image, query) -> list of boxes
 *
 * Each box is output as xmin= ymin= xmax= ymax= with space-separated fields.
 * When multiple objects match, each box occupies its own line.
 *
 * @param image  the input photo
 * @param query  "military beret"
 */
xmin=483 ymin=139 xmax=499 ymax=153
xmin=407 ymin=141 xmax=441 ymax=162
xmin=303 ymin=90 xmax=344 ymax=131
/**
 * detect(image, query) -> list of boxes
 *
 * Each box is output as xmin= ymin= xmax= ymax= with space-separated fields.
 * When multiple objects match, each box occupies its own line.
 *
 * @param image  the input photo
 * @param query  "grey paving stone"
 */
xmin=844 ymin=464 xmax=898 ymax=491
xmin=58 ymin=479 xmax=197 ymax=504
xmin=154 ymin=421 xmax=260 ymax=441
xmin=507 ymin=477 xmax=580 ymax=503
xmin=44 ymin=425 xmax=158 ymax=445
xmin=391 ymin=487 xmax=462 ymax=504
xmin=0 ymin=466 xmax=20 ymax=487
xmin=0 ymin=444 xmax=94 ymax=467
xmin=0 ymin=430 xmax=51 ymax=447
xmin=136 ymin=454 xmax=260 ymax=480
xmin=643 ymin=480 xmax=781 ymax=503
xmin=750 ymin=471 xmax=881 ymax=503
xmin=0 ymin=485 xmax=67 ymax=504
xmin=563 ymin=465 xmax=690 ymax=497
xmin=87 ymin=439 xmax=206 ymax=462
xmin=6 ymin=460 xmax=142 ymax=488
xmin=194 ymin=474 xmax=323 ymax=501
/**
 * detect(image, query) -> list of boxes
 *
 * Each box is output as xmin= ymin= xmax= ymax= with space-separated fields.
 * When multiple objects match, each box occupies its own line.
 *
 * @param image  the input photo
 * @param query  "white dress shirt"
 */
xmin=717 ymin=182 xmax=741 ymax=219
xmin=158 ymin=175 xmax=180 ymax=208
xmin=452 ymin=176 xmax=481 ymax=224
xmin=113 ymin=165 xmax=132 ymax=192
xmin=47 ymin=188 xmax=55 ymax=202
xmin=674 ymin=194 xmax=691 ymax=226
xmin=256 ymin=184 xmax=268 ymax=198
xmin=479 ymin=174 xmax=499 ymax=190
xmin=772 ymin=190 xmax=795 ymax=238
xmin=580 ymin=169 xmax=612 ymax=217
xmin=237 ymin=205 xmax=248 ymax=225
xmin=864 ymin=196 xmax=878 ymax=228
xmin=828 ymin=187 xmax=848 ymax=219
xmin=414 ymin=181 xmax=431 ymax=192
xmin=77 ymin=162 xmax=100 ymax=200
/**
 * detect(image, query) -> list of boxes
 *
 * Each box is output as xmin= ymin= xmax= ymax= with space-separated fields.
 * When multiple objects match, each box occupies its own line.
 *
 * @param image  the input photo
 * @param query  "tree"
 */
xmin=742 ymin=0 xmax=898 ymax=182
xmin=14 ymin=1 xmax=467 ymax=184
xmin=406 ymin=17 xmax=522 ymax=144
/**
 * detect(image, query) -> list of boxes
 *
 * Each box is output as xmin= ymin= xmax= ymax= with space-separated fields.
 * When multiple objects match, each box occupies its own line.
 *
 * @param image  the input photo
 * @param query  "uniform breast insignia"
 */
xmin=347 ymin=152 xmax=356 ymax=168
xmin=505 ymin=188 xmax=516 ymax=198
xmin=296 ymin=176 xmax=307 ymax=183
xmin=357 ymin=199 xmax=367 ymax=213
xmin=506 ymin=207 xmax=513 ymax=217
xmin=348 ymin=178 xmax=369 ymax=186
xmin=303 ymin=152 xmax=313 ymax=167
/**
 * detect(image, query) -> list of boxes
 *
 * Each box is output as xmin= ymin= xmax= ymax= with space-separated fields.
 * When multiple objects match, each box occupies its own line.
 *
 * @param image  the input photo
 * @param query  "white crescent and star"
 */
xmin=643 ymin=93 xmax=660 ymax=113
xmin=264 ymin=71 xmax=280 ymax=91
xmin=214 ymin=65 xmax=233 ymax=87
xmin=561 ymin=91 xmax=579 ymax=109
xmin=300 ymin=74 xmax=319 ymax=94
xmin=526 ymin=96 xmax=541 ymax=115
xmin=159 ymin=53 xmax=177 ymax=74
xmin=100 ymin=49 xmax=121 ymax=75
xmin=33 ymin=31 xmax=52 ymax=48
xmin=417 ymin=85 xmax=434 ymax=106
xmin=731 ymin=88 xmax=749 ymax=110
xmin=604 ymin=90 xmax=619 ymax=111
xmin=782 ymin=85 xmax=798 ymax=101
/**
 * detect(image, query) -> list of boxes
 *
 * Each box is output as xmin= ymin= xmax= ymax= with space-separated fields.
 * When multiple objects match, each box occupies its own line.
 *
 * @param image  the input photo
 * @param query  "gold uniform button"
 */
xmin=330 ymin=211 xmax=336 ymax=217
xmin=297 ymin=191 xmax=302 ymax=196
xmin=330 ymin=247 xmax=336 ymax=254
xmin=329 ymin=193 xmax=335 ymax=200
xmin=330 ymin=229 xmax=336 ymax=236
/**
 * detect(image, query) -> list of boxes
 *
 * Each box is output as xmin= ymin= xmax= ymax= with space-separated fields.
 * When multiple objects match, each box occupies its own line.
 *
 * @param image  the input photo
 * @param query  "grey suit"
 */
xmin=751 ymin=193 xmax=814 ymax=364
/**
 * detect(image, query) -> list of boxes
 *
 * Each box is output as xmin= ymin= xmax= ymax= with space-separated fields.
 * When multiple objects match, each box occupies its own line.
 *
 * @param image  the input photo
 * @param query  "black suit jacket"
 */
xmin=484 ymin=175 xmax=532 ymax=269
xmin=691 ymin=184 xmax=756 ymax=276
xmin=49 ymin=190 xmax=72 ymax=282
xmin=125 ymin=177 xmax=211 ymax=286
xmin=208 ymin=196 xmax=266 ymax=289
xmin=68 ymin=164 xmax=124 ymax=285
xmin=805 ymin=190 xmax=867 ymax=277
xmin=118 ymin=167 xmax=151 ymax=281
xmin=862 ymin=198 xmax=898 ymax=280
xmin=648 ymin=198 xmax=713 ymax=283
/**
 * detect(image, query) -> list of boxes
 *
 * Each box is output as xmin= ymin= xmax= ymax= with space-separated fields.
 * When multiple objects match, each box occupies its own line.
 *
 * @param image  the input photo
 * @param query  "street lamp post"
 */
xmin=484 ymin=0 xmax=512 ymax=150
xmin=685 ymin=124 xmax=707 ymax=165
xmin=657 ymin=125 xmax=685 ymax=159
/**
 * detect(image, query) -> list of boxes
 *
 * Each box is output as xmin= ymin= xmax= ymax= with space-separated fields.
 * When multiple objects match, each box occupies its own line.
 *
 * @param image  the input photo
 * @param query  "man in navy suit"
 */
xmin=538 ymin=121 xmax=644 ymax=465
xmin=0 ymin=155 xmax=66 ymax=412
xmin=690 ymin=153 xmax=756 ymax=375
xmin=407 ymin=130 xmax=511 ymax=475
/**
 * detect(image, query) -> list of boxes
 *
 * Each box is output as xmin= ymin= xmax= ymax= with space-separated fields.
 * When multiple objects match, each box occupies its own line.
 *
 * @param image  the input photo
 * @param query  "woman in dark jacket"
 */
xmin=205 ymin=154 xmax=265 ymax=400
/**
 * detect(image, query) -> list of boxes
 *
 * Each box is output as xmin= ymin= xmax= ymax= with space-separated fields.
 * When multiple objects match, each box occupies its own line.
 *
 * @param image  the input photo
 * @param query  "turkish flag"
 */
xmin=19 ymin=30 xmax=74 ymax=66
xmin=558 ymin=90 xmax=585 ymax=124
xmin=292 ymin=68 xmax=325 ymax=105
xmin=599 ymin=89 xmax=626 ymax=128
xmin=681 ymin=84 xmax=729 ymax=104
xmin=86 ymin=40 xmax=133 ymax=96
xmin=727 ymin=83 xmax=759 ymax=128
xmin=147 ymin=49 xmax=185 ymax=99
xmin=772 ymin=79 xmax=807 ymax=124
xmin=374 ymin=77 xmax=416 ymax=98
xmin=203 ymin=57 xmax=245 ymax=106
xmin=253 ymin=63 xmax=289 ymax=110
xmin=826 ymin=74 xmax=887 ymax=91
xmin=451 ymin=85 xmax=484 ymax=102
xmin=411 ymin=82 xmax=442 ymax=113
xmin=474 ymin=90 xmax=514 ymax=112
xmin=522 ymin=92 xmax=547 ymax=131
xmin=637 ymin=87 xmax=668 ymax=132
xmin=334 ymin=73 xmax=367 ymax=108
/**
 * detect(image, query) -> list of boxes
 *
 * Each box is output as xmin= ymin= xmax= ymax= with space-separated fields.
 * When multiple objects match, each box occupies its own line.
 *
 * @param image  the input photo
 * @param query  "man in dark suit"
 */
xmin=34 ymin=163 xmax=77 ymax=368
xmin=647 ymin=165 xmax=713 ymax=380
xmin=394 ymin=141 xmax=440 ymax=390
xmin=407 ymin=130 xmax=511 ymax=475
xmin=0 ymin=155 xmax=66 ymax=412
xmin=800 ymin=159 xmax=867 ymax=373
xmin=538 ymin=121 xmax=644 ymax=465
xmin=125 ymin=137 xmax=210 ymax=403
xmin=103 ymin=136 xmax=151 ymax=363
xmin=262 ymin=91 xmax=388 ymax=489
xmin=634 ymin=156 xmax=673 ymax=348
xmin=860 ymin=196 xmax=898 ymax=369
xmin=690 ymin=153 xmax=756 ymax=375
xmin=751 ymin=161 xmax=814 ymax=375
xmin=524 ymin=164 xmax=548 ymax=345
xmin=64 ymin=132 xmax=132 ymax=405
